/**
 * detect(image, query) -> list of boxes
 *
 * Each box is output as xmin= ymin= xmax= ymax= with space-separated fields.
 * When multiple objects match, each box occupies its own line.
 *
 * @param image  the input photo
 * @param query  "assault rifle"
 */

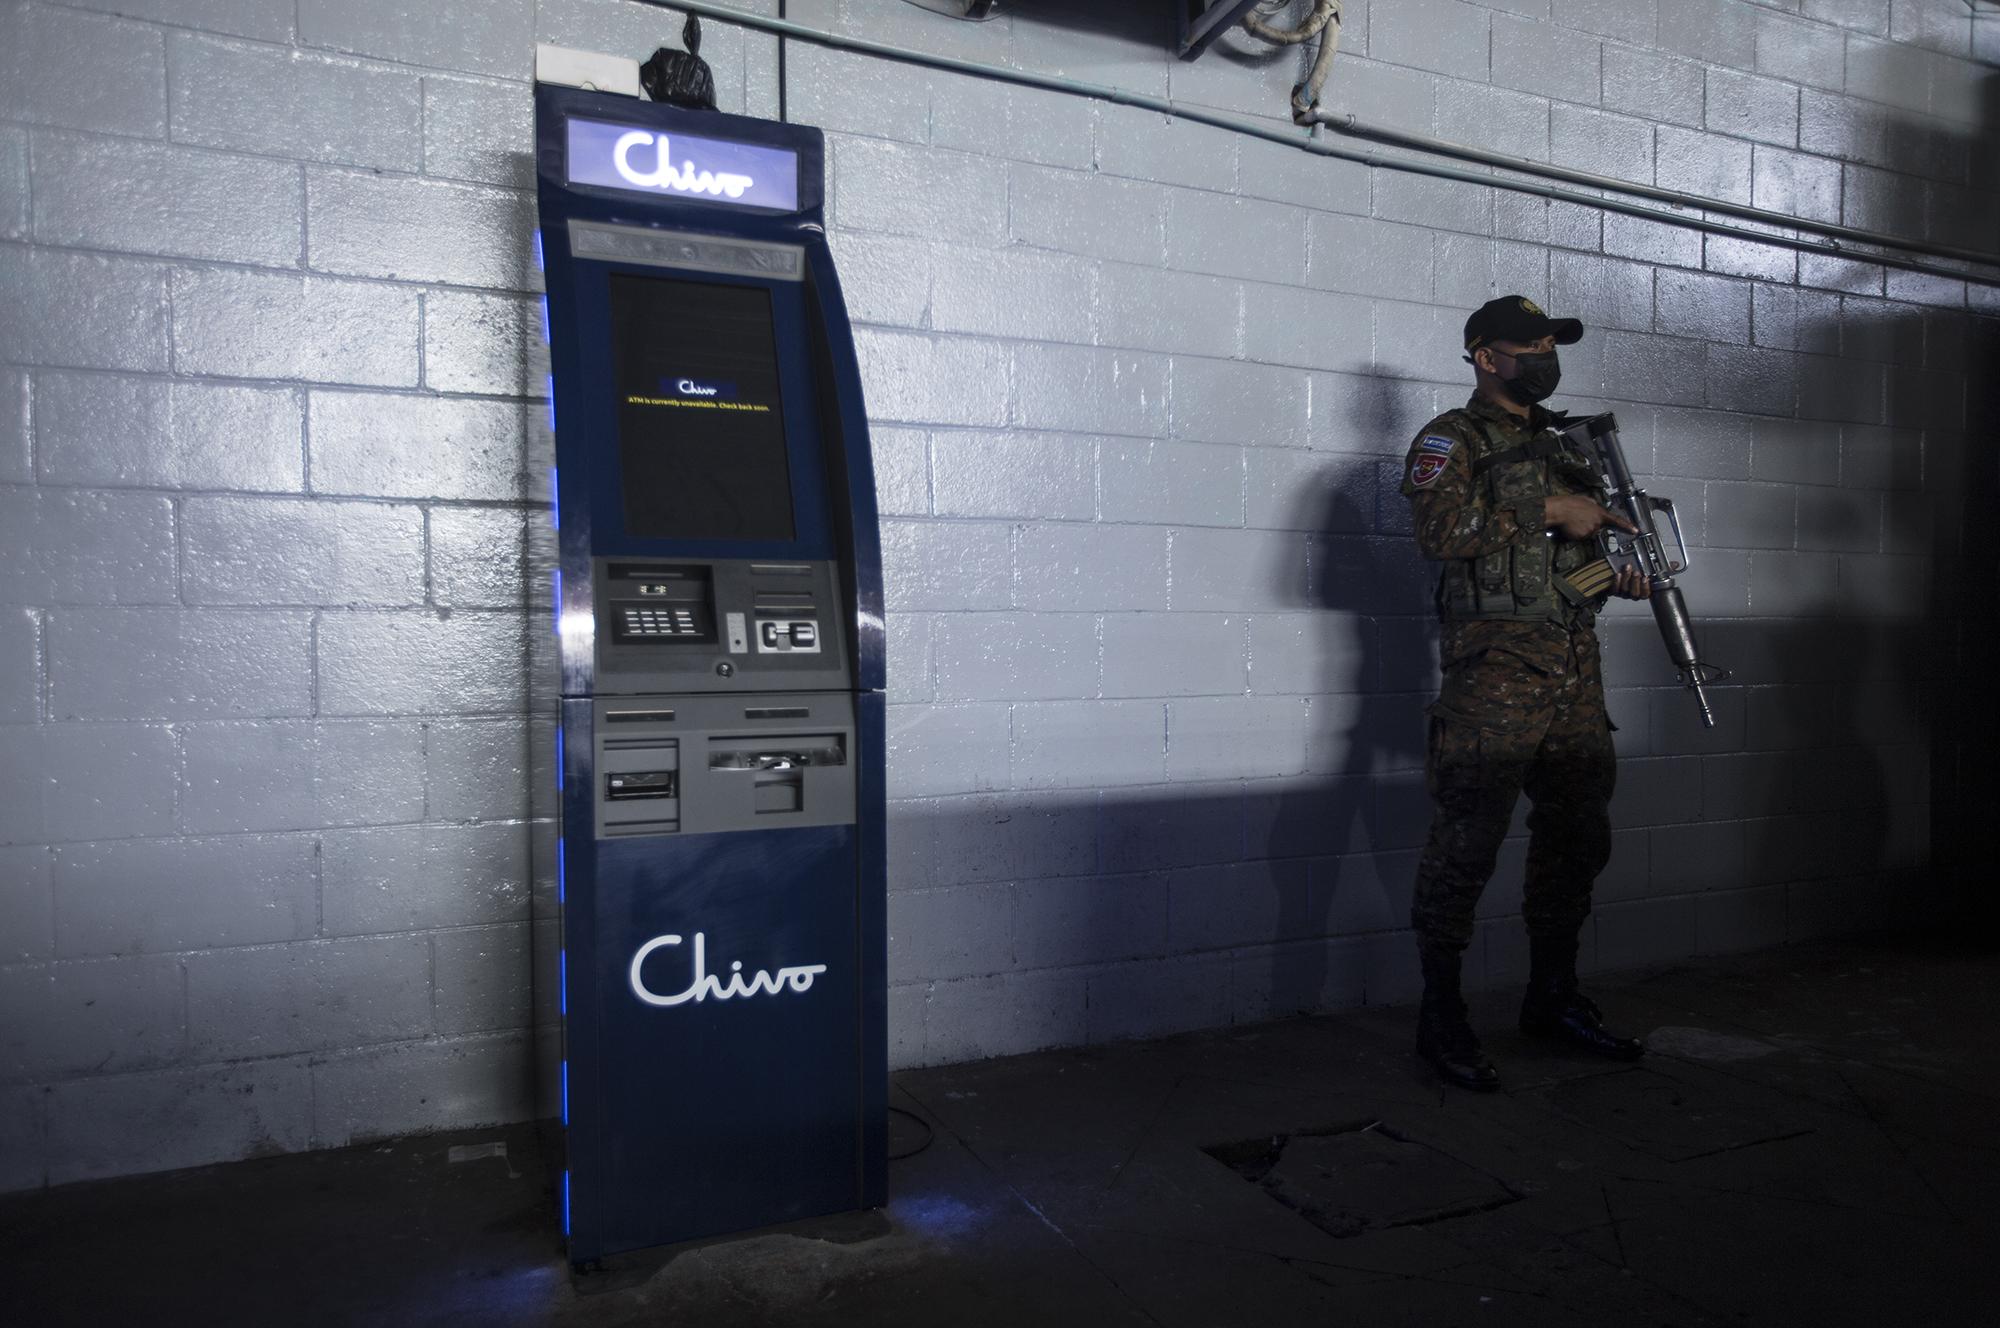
xmin=1557 ymin=413 xmax=1730 ymax=729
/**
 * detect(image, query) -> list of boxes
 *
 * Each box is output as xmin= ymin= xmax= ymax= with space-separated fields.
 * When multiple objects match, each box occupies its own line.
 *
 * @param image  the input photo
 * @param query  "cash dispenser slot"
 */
xmin=709 ymin=735 xmax=846 ymax=817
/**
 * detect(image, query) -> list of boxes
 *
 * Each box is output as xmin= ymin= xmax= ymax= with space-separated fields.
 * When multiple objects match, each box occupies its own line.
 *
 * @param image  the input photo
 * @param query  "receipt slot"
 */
xmin=534 ymin=81 xmax=886 ymax=1263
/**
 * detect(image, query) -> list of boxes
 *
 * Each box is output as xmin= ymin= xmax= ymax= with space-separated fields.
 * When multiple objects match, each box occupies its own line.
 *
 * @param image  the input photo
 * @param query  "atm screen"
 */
xmin=609 ymin=273 xmax=798 ymax=542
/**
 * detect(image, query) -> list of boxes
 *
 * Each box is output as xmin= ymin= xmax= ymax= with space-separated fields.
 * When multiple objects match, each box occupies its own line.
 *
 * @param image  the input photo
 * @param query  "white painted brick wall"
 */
xmin=168 ymin=33 xmax=426 ymax=171
xmin=1 ymin=0 xmax=1987 ymax=1190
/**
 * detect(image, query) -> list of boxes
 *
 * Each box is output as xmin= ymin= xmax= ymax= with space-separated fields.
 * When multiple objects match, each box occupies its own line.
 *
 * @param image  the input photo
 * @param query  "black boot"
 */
xmin=1519 ymin=934 xmax=1643 ymax=1061
xmin=1416 ymin=946 xmax=1500 ymax=1092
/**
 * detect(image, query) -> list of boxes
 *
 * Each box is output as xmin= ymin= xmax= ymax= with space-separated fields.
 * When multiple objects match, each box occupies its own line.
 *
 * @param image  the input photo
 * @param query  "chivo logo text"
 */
xmin=629 ymin=931 xmax=828 ymax=1007
xmin=664 ymin=376 xmax=738 ymax=400
xmin=613 ymin=131 xmax=755 ymax=199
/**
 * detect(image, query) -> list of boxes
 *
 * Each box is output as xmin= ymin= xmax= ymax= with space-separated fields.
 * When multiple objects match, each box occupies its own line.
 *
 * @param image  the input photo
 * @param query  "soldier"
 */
xmin=1401 ymin=295 xmax=1650 ymax=1092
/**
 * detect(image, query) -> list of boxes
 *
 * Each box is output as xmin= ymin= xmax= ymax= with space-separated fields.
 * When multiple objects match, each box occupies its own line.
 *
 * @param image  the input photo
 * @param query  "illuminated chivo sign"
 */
xmin=567 ymin=117 xmax=801 ymax=211
xmin=614 ymin=130 xmax=753 ymax=198
xmin=629 ymin=932 xmax=828 ymax=1007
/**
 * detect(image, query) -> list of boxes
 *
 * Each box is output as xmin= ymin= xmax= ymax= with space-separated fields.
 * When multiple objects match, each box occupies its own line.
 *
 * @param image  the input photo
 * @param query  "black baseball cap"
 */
xmin=1463 ymin=295 xmax=1584 ymax=351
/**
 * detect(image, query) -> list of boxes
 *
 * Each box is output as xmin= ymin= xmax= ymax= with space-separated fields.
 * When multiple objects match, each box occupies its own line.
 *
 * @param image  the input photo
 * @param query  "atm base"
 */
xmin=566 ymin=1206 xmax=892 ymax=1289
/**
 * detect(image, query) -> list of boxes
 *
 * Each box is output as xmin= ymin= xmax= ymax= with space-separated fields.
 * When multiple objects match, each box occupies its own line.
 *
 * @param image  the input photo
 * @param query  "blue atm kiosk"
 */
xmin=533 ymin=81 xmax=887 ymax=1263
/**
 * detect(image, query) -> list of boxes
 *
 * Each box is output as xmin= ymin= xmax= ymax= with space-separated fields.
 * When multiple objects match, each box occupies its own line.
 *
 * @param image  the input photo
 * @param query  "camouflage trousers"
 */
xmin=1411 ymin=624 xmax=1617 ymax=954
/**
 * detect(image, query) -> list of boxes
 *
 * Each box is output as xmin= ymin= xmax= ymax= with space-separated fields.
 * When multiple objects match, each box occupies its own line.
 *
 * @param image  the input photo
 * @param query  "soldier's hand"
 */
xmin=1613 ymin=565 xmax=1651 ymax=600
xmin=1544 ymin=494 xmax=1639 ymax=541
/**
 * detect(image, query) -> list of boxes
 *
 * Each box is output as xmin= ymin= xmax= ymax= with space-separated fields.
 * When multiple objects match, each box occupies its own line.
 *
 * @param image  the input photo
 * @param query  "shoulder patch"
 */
xmin=1418 ymin=434 xmax=1457 ymax=456
xmin=1410 ymin=454 xmax=1449 ymax=488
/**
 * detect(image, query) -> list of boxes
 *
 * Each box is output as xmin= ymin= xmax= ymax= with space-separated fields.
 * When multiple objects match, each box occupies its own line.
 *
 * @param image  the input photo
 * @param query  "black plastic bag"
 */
xmin=641 ymin=15 xmax=717 ymax=111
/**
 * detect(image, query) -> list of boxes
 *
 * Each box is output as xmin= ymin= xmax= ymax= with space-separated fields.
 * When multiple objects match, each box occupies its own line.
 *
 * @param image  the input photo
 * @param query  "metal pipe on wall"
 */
xmin=1308 ymin=111 xmax=2000 ymax=272
xmin=633 ymin=0 xmax=2000 ymax=287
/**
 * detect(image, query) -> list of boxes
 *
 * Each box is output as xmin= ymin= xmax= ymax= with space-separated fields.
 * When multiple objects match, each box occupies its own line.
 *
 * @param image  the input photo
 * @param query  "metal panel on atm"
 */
xmin=535 ymin=82 xmax=887 ymax=1264
xmin=536 ymin=88 xmax=884 ymax=698
xmin=564 ymin=693 xmax=862 ymax=1250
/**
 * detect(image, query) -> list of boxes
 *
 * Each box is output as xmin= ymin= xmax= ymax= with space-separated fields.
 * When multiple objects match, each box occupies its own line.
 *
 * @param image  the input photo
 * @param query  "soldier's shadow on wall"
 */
xmin=1258 ymin=369 xmax=1429 ymax=1015
xmin=1920 ymin=67 xmax=2000 ymax=940
xmin=1708 ymin=59 xmax=2000 ymax=947
xmin=1599 ymin=263 xmax=1957 ymax=958
xmin=1940 ymin=315 xmax=2000 ymax=940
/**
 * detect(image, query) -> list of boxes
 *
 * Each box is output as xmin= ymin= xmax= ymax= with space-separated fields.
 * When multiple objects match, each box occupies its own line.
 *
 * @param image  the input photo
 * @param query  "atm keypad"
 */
xmin=623 ymin=608 xmax=695 ymax=636
xmin=615 ymin=603 xmax=709 ymax=641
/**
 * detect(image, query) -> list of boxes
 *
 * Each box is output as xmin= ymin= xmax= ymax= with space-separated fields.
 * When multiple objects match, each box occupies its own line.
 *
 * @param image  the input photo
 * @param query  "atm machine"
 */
xmin=533 ymin=76 xmax=886 ymax=1263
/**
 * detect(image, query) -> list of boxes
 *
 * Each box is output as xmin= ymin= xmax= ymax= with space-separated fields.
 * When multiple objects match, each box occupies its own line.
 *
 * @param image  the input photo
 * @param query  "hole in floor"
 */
xmin=1204 ymin=1121 xmax=1520 ymax=1239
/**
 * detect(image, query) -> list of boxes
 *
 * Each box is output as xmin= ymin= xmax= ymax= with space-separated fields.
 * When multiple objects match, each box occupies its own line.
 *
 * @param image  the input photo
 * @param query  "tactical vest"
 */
xmin=1435 ymin=411 xmax=1604 ymax=626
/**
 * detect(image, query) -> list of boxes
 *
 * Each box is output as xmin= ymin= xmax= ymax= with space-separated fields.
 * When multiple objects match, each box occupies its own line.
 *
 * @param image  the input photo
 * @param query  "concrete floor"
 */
xmin=5 ymin=936 xmax=1998 ymax=1327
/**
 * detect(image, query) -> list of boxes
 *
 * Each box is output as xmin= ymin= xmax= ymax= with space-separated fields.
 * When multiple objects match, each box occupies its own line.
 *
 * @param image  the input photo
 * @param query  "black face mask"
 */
xmin=1495 ymin=349 xmax=1561 ymax=405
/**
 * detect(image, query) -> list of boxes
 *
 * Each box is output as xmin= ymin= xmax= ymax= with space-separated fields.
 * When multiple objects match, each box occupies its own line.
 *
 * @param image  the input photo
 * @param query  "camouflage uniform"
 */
xmin=1401 ymin=396 xmax=1617 ymax=955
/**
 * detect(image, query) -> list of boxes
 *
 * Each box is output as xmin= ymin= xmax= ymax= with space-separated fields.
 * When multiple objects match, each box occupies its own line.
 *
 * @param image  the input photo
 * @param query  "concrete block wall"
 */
xmin=1 ymin=0 xmax=1988 ymax=1187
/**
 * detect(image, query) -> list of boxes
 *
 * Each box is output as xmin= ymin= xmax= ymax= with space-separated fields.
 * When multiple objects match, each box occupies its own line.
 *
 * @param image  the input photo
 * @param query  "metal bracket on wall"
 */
xmin=1180 ymin=0 xmax=1265 ymax=60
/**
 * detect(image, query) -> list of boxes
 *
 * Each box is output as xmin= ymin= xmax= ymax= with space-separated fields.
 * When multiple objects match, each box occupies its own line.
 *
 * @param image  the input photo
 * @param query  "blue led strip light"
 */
xmin=563 ymin=1169 xmax=572 ymax=1235
xmin=552 ymin=568 xmax=563 ymax=637
xmin=555 ymin=725 xmax=564 ymax=792
xmin=556 ymin=837 xmax=566 ymax=905
xmin=562 ymin=1059 xmax=570 ymax=1127
xmin=549 ymin=466 xmax=560 ymax=532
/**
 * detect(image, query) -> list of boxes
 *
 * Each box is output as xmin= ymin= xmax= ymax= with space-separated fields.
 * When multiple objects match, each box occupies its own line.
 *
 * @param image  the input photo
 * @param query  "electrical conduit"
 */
xmin=630 ymin=0 xmax=2000 ymax=286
